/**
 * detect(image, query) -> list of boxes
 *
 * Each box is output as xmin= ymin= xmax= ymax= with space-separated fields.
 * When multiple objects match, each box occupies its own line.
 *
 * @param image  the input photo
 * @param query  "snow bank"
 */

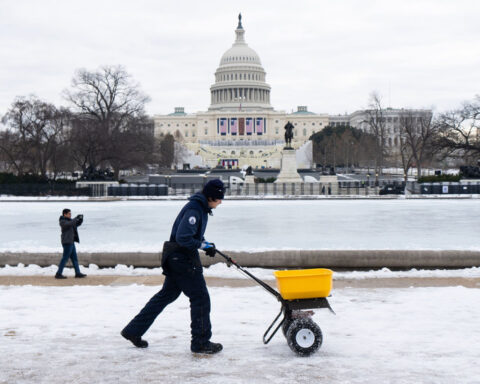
xmin=1 ymin=263 xmax=479 ymax=280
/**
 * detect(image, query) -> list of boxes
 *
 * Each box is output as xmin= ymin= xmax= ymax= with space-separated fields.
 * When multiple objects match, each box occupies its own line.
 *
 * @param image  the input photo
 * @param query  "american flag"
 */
xmin=219 ymin=118 xmax=227 ymax=135
xmin=230 ymin=118 xmax=238 ymax=135
xmin=256 ymin=118 xmax=264 ymax=135
xmin=246 ymin=118 xmax=253 ymax=135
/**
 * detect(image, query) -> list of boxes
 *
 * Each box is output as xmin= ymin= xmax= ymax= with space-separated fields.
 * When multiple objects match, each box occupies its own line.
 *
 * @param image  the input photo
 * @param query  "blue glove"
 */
xmin=201 ymin=242 xmax=216 ymax=257
xmin=201 ymin=241 xmax=214 ymax=250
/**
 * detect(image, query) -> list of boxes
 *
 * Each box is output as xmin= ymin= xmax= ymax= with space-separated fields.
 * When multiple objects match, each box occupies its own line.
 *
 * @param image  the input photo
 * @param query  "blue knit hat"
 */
xmin=202 ymin=179 xmax=225 ymax=200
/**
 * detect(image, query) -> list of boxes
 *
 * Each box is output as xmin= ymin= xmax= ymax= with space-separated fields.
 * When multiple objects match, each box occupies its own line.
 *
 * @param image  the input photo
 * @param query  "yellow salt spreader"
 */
xmin=217 ymin=250 xmax=335 ymax=356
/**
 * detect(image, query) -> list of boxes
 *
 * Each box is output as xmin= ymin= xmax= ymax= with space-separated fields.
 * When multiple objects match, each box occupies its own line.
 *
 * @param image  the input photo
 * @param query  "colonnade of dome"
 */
xmin=210 ymin=87 xmax=270 ymax=104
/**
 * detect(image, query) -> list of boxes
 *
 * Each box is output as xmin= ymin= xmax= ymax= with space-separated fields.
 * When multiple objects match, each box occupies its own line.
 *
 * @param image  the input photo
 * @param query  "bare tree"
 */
xmin=46 ymin=107 xmax=74 ymax=179
xmin=398 ymin=111 xmax=436 ymax=178
xmin=1 ymin=96 xmax=68 ymax=178
xmin=63 ymin=65 xmax=151 ymax=178
xmin=0 ymin=128 xmax=25 ymax=174
xmin=155 ymin=133 xmax=175 ymax=169
xmin=365 ymin=92 xmax=388 ymax=181
xmin=107 ymin=116 xmax=156 ymax=175
xmin=311 ymin=125 xmax=377 ymax=170
xmin=397 ymin=128 xmax=415 ymax=182
xmin=67 ymin=115 xmax=107 ymax=172
xmin=435 ymin=96 xmax=480 ymax=164
xmin=64 ymin=66 xmax=149 ymax=127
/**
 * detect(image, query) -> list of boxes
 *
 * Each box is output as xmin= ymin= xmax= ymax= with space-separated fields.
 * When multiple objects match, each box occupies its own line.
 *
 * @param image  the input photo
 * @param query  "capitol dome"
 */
xmin=209 ymin=14 xmax=272 ymax=111
xmin=220 ymin=44 xmax=262 ymax=66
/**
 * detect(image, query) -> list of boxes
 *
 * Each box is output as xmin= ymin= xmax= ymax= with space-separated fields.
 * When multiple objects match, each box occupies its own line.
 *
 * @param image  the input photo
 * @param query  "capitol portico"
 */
xmin=154 ymin=14 xmax=328 ymax=169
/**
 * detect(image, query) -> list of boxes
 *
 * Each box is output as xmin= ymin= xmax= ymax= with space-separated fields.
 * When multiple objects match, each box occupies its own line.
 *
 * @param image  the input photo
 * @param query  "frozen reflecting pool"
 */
xmin=0 ymin=199 xmax=479 ymax=252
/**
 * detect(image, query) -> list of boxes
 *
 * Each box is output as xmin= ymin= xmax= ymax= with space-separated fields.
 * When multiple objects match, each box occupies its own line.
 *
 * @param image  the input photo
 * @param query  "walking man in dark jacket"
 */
xmin=121 ymin=179 xmax=225 ymax=355
xmin=55 ymin=208 xmax=87 ymax=279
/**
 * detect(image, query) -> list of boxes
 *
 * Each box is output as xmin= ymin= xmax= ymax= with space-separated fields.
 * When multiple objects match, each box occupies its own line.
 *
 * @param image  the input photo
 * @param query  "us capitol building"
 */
xmin=154 ymin=14 xmax=430 ymax=169
xmin=154 ymin=15 xmax=328 ymax=169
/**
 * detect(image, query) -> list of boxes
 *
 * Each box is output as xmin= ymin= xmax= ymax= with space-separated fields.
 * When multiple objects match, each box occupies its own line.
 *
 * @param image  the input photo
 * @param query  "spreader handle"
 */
xmin=216 ymin=250 xmax=282 ymax=300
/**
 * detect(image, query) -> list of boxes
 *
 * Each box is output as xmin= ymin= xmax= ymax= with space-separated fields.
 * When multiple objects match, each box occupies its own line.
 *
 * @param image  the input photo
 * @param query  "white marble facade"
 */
xmin=153 ymin=14 xmax=430 ymax=169
xmin=154 ymin=15 xmax=328 ymax=169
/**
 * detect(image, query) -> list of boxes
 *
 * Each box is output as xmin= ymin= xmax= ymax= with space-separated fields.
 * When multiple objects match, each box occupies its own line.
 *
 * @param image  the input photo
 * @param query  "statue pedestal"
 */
xmin=244 ymin=175 xmax=255 ymax=184
xmin=275 ymin=149 xmax=303 ymax=183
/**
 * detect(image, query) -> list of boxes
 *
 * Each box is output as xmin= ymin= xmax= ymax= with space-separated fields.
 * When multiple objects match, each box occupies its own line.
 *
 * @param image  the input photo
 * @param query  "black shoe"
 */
xmin=75 ymin=273 xmax=87 ymax=278
xmin=121 ymin=330 xmax=148 ymax=348
xmin=191 ymin=341 xmax=223 ymax=355
xmin=55 ymin=274 xmax=67 ymax=279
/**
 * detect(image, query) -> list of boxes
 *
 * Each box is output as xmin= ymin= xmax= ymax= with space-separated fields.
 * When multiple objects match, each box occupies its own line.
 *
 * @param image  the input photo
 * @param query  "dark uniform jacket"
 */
xmin=59 ymin=216 xmax=82 ymax=245
xmin=162 ymin=193 xmax=211 ymax=271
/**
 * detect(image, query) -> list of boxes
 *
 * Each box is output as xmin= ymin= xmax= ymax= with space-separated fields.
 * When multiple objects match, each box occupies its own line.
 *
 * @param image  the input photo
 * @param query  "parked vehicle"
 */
xmin=379 ymin=184 xmax=404 ymax=195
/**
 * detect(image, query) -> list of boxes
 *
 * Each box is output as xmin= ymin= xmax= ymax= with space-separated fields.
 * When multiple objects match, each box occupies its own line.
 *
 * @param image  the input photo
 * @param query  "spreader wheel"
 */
xmin=286 ymin=318 xmax=322 ymax=356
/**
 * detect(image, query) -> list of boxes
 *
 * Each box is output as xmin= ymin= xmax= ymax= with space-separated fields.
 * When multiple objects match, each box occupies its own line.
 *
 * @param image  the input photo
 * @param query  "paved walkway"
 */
xmin=1 ymin=275 xmax=479 ymax=288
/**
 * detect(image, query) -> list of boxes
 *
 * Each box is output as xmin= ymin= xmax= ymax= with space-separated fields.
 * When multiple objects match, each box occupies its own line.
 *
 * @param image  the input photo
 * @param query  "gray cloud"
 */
xmin=0 ymin=0 xmax=479 ymax=118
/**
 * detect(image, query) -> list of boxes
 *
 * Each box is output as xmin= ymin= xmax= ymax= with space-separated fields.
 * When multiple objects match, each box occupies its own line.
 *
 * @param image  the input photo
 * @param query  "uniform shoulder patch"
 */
xmin=188 ymin=216 xmax=197 ymax=225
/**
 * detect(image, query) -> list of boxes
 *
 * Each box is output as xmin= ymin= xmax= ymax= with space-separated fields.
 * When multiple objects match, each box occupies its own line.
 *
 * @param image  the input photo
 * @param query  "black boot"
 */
xmin=121 ymin=329 xmax=148 ymax=348
xmin=75 ymin=273 xmax=87 ymax=278
xmin=55 ymin=274 xmax=67 ymax=279
xmin=191 ymin=341 xmax=223 ymax=355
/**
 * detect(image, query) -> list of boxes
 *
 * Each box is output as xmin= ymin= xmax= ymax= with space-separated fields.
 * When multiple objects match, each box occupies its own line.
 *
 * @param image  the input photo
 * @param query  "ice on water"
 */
xmin=1 ymin=200 xmax=479 ymax=252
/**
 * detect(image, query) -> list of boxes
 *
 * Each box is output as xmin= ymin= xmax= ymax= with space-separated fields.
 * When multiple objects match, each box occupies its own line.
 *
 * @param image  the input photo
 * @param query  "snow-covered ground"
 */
xmin=1 ymin=284 xmax=479 ymax=384
xmin=1 ymin=263 xmax=480 ymax=280
xmin=1 ymin=200 xmax=479 ymax=252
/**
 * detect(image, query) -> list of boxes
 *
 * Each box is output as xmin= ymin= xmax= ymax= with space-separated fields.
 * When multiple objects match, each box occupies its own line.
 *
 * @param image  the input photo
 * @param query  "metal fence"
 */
xmin=0 ymin=183 xmax=90 ymax=196
xmin=164 ymin=182 xmax=372 ymax=196
xmin=108 ymin=184 xmax=168 ymax=197
xmin=2 ymin=180 xmax=479 ymax=197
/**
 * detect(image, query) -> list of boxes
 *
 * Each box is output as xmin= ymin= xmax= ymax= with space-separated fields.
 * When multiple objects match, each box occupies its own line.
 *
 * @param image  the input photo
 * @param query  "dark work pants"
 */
xmin=57 ymin=244 xmax=81 ymax=275
xmin=122 ymin=253 xmax=212 ymax=348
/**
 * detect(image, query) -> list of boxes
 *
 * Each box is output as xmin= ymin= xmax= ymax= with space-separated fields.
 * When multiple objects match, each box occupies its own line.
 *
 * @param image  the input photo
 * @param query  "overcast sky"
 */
xmin=1 ymin=0 xmax=479 ymax=118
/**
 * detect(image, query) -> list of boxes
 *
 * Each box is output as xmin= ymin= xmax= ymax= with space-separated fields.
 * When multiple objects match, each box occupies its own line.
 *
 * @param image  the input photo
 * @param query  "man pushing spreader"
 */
xmin=121 ymin=179 xmax=225 ymax=355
